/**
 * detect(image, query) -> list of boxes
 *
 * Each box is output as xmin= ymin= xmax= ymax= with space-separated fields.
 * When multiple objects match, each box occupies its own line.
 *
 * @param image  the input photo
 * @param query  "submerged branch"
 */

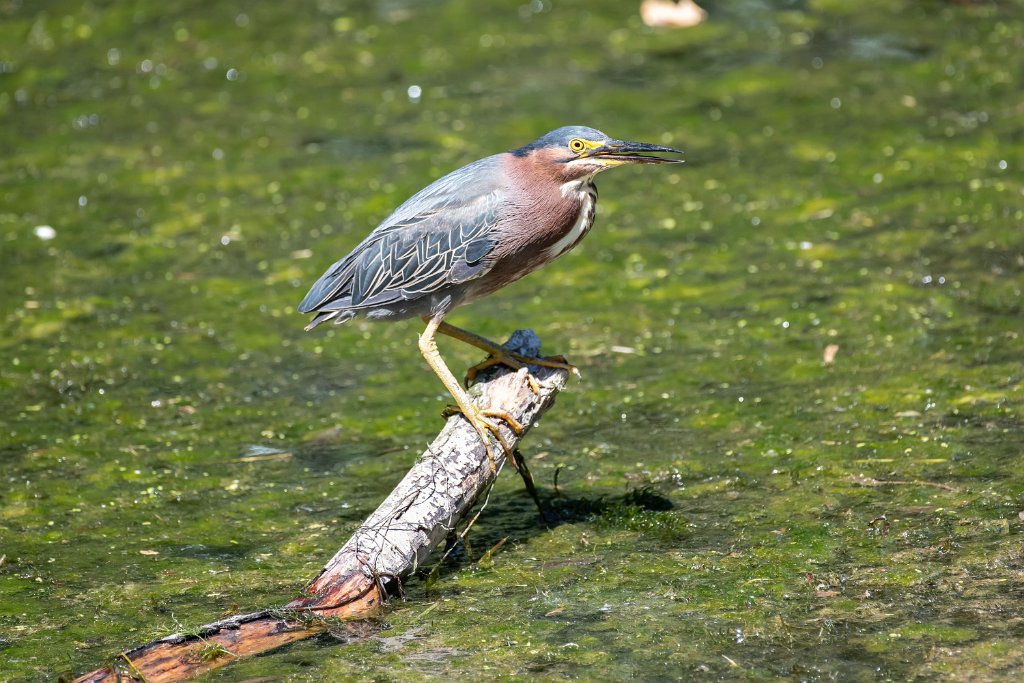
xmin=74 ymin=330 xmax=569 ymax=682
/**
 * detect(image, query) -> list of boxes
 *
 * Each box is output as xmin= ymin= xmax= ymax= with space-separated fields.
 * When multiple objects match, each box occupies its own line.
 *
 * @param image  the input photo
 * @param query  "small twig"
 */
xmin=413 ymin=600 xmax=441 ymax=622
xmin=438 ymin=460 xmax=506 ymax=567
xmin=847 ymin=473 xmax=959 ymax=492
xmin=479 ymin=537 xmax=508 ymax=565
xmin=114 ymin=652 xmax=146 ymax=681
xmin=511 ymin=448 xmax=549 ymax=524
xmin=233 ymin=452 xmax=293 ymax=463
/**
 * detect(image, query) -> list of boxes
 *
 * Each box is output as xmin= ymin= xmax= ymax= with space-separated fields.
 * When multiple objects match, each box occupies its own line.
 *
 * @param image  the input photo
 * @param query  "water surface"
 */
xmin=1 ymin=0 xmax=1022 ymax=680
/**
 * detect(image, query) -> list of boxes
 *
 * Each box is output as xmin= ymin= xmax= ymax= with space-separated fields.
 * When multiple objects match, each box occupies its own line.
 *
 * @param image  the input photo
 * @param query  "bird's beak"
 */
xmin=587 ymin=139 xmax=684 ymax=165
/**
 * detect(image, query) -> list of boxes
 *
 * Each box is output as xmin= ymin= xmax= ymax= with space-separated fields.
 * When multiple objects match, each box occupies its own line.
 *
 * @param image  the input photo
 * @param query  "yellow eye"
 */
xmin=569 ymin=138 xmax=586 ymax=154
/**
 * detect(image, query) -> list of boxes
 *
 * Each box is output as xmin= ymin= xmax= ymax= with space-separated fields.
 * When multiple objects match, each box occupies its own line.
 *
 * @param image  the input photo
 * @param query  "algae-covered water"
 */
xmin=2 ymin=0 xmax=1023 ymax=680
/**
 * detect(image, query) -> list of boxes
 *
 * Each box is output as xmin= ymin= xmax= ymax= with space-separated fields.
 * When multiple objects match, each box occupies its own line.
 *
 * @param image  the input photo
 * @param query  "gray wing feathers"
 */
xmin=298 ymin=157 xmax=502 ymax=316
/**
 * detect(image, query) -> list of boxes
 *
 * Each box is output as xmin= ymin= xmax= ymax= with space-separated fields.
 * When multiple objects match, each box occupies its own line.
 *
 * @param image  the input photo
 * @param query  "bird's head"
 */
xmin=512 ymin=125 xmax=683 ymax=181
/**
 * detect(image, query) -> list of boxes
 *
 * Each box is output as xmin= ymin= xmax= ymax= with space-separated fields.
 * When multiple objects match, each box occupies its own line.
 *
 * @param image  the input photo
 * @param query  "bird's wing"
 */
xmin=298 ymin=158 xmax=502 ymax=315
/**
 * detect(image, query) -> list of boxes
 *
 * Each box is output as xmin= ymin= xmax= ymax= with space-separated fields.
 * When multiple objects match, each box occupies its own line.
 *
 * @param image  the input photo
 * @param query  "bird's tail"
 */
xmin=303 ymin=309 xmax=356 ymax=331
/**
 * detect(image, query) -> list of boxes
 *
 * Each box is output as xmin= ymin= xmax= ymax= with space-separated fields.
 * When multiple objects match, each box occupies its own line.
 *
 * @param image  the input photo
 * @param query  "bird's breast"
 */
xmin=544 ymin=178 xmax=597 ymax=260
xmin=459 ymin=177 xmax=598 ymax=304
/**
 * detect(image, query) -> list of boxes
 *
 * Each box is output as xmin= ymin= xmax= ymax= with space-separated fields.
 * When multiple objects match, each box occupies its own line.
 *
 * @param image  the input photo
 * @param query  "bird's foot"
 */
xmin=464 ymin=351 xmax=579 ymax=392
xmin=441 ymin=404 xmax=524 ymax=473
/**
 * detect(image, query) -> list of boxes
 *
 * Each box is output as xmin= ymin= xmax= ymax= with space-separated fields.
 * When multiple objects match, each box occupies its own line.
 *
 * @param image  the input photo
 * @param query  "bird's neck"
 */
xmin=544 ymin=175 xmax=598 ymax=260
xmin=559 ymin=174 xmax=597 ymax=200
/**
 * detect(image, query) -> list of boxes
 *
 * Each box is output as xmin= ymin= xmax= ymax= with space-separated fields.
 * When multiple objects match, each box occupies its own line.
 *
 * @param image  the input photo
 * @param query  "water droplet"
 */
xmin=226 ymin=68 xmax=239 ymax=81
xmin=407 ymin=84 xmax=422 ymax=102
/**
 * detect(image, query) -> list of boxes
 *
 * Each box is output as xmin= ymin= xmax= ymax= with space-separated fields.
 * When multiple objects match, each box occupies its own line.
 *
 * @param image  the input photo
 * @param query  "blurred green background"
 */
xmin=1 ymin=0 xmax=1022 ymax=680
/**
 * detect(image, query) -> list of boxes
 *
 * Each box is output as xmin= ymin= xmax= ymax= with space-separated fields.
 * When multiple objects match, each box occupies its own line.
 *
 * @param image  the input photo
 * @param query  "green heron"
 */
xmin=299 ymin=126 xmax=681 ymax=469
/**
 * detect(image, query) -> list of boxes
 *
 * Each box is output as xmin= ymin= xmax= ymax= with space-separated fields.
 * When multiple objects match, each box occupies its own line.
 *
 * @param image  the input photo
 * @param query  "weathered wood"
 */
xmin=74 ymin=330 xmax=569 ymax=682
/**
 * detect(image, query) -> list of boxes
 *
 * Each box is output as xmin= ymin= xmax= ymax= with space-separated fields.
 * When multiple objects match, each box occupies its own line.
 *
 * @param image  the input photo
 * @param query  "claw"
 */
xmin=534 ymin=354 xmax=581 ymax=378
xmin=464 ymin=350 xmax=577 ymax=393
xmin=469 ymin=406 xmax=518 ymax=473
xmin=524 ymin=372 xmax=541 ymax=394
xmin=443 ymin=403 xmax=521 ymax=472
xmin=481 ymin=408 xmax=524 ymax=435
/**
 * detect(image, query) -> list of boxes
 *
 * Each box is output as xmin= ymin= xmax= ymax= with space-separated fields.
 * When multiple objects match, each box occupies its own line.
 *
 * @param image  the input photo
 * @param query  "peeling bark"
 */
xmin=74 ymin=330 xmax=569 ymax=682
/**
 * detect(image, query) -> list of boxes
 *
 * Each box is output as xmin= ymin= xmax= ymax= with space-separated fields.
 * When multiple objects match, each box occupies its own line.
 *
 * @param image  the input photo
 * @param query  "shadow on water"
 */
xmin=422 ymin=485 xmax=687 ymax=579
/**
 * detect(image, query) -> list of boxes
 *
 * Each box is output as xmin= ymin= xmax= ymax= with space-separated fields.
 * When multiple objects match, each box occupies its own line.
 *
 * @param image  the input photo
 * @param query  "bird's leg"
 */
xmin=430 ymin=320 xmax=579 ymax=389
xmin=419 ymin=314 xmax=522 ymax=473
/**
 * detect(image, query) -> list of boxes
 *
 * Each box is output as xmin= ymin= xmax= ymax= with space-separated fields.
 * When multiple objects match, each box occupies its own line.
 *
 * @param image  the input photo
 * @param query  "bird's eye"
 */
xmin=569 ymin=138 xmax=586 ymax=154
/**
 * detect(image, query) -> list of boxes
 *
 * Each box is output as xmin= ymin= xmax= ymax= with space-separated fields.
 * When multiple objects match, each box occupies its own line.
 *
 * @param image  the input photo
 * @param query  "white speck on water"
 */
xmin=998 ymin=159 xmax=1007 ymax=170
xmin=151 ymin=399 xmax=162 ymax=407
xmin=407 ymin=84 xmax=422 ymax=102
xmin=799 ymin=241 xmax=813 ymax=250
xmin=226 ymin=68 xmax=239 ymax=81
xmin=830 ymin=97 xmax=842 ymax=109
xmin=220 ymin=235 xmax=231 ymax=246
xmin=78 ymin=195 xmax=88 ymax=207
xmin=34 ymin=225 xmax=56 ymax=240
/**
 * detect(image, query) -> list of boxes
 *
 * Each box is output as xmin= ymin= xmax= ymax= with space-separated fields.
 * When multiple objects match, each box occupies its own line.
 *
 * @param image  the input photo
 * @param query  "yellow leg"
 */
xmin=431 ymin=320 xmax=580 ymax=389
xmin=419 ymin=314 xmax=523 ymax=473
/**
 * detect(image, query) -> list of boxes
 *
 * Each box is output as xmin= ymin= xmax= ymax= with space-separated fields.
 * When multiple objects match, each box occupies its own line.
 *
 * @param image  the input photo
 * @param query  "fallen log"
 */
xmin=74 ymin=330 xmax=570 ymax=682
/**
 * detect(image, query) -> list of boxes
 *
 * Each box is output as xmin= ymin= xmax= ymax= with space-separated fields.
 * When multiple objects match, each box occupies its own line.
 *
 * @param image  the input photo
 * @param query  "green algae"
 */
xmin=2 ymin=0 xmax=1023 ymax=680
